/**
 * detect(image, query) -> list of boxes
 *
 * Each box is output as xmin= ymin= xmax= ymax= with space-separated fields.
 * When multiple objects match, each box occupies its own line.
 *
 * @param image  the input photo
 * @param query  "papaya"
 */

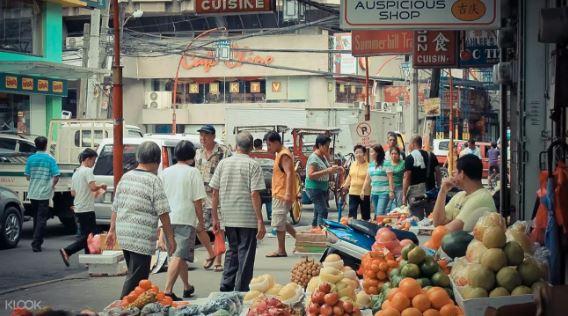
xmin=441 ymin=231 xmax=474 ymax=259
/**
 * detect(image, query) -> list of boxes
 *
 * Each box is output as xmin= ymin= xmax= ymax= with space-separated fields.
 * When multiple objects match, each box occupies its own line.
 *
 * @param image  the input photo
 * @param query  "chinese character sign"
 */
xmin=413 ymin=30 xmax=458 ymax=68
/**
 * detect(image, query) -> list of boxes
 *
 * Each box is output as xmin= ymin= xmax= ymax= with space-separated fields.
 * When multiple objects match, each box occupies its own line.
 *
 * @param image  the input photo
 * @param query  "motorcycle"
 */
xmin=320 ymin=219 xmax=419 ymax=271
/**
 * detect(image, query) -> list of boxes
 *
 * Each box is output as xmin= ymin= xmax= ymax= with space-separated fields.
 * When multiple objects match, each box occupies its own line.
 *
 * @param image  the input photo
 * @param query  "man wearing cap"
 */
xmin=195 ymin=124 xmax=232 ymax=272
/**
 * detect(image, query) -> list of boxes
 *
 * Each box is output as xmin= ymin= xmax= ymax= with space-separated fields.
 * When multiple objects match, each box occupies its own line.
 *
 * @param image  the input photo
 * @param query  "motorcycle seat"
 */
xmin=348 ymin=219 xmax=379 ymax=237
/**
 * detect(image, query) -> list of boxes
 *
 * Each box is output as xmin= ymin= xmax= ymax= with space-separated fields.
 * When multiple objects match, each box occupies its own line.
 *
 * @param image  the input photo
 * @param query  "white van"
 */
xmin=93 ymin=134 xmax=201 ymax=223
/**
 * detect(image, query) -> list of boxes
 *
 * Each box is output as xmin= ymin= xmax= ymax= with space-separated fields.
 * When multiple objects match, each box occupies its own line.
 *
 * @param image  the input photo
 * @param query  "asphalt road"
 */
xmin=0 ymin=219 xmax=91 ymax=292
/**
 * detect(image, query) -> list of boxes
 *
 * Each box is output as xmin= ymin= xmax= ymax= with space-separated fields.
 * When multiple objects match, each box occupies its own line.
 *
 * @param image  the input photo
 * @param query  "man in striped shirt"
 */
xmin=25 ymin=136 xmax=60 ymax=252
xmin=210 ymin=131 xmax=266 ymax=292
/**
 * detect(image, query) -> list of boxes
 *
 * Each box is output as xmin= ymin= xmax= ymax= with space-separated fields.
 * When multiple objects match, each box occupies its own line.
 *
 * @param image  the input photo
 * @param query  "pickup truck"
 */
xmin=0 ymin=120 xmax=144 ymax=232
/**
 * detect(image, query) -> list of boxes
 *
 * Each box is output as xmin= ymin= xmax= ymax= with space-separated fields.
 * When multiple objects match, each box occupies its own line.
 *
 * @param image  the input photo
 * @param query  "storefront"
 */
xmin=0 ymin=0 xmax=102 ymax=136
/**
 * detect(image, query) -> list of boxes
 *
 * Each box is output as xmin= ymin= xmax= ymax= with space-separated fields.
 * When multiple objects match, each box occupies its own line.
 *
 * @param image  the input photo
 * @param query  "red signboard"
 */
xmin=413 ymin=30 xmax=458 ymax=68
xmin=195 ymin=0 xmax=274 ymax=15
xmin=352 ymin=31 xmax=414 ymax=57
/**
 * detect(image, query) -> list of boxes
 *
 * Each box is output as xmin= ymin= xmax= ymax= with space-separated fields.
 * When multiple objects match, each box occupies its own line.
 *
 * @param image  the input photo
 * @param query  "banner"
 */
xmin=195 ymin=0 xmax=275 ymax=15
xmin=351 ymin=30 xmax=414 ymax=56
xmin=0 ymin=73 xmax=67 ymax=97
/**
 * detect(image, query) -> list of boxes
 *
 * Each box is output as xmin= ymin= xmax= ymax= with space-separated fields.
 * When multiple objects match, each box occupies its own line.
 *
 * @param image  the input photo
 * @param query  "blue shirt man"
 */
xmin=24 ymin=136 xmax=60 ymax=252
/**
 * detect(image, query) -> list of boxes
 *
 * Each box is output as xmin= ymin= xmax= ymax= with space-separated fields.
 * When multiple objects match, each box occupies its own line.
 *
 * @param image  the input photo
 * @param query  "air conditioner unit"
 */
xmin=65 ymin=37 xmax=83 ymax=49
xmin=145 ymin=91 xmax=173 ymax=110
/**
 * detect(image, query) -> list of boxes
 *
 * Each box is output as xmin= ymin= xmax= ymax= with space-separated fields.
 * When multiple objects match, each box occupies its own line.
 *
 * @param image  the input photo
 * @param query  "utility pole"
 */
xmin=78 ymin=23 xmax=90 ymax=118
xmin=405 ymin=67 xmax=419 ymax=139
xmin=85 ymin=8 xmax=102 ymax=118
xmin=111 ymin=0 xmax=124 ymax=188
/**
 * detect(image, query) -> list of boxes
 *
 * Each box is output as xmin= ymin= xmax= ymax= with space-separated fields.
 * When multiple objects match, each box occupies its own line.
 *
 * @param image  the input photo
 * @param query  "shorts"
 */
xmin=489 ymin=165 xmax=500 ymax=174
xmin=168 ymin=225 xmax=196 ymax=262
xmin=271 ymin=198 xmax=290 ymax=231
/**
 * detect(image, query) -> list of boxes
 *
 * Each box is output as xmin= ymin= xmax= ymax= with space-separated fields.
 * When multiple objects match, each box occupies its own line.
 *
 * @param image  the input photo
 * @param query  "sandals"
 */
xmin=214 ymin=265 xmax=224 ymax=272
xmin=266 ymin=252 xmax=288 ymax=258
xmin=59 ymin=249 xmax=70 ymax=267
xmin=203 ymin=256 xmax=216 ymax=269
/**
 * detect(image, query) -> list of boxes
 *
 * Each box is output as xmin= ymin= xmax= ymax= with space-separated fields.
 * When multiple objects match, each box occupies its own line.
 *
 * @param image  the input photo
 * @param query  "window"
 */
xmin=0 ymin=0 xmax=43 ymax=55
xmin=127 ymin=129 xmax=143 ymax=138
xmin=335 ymin=82 xmax=365 ymax=104
xmin=0 ymin=138 xmax=16 ymax=153
xmin=0 ymin=93 xmax=31 ymax=134
xmin=74 ymin=130 xmax=108 ymax=147
xmin=18 ymin=141 xmax=35 ymax=153
xmin=93 ymin=144 xmax=139 ymax=176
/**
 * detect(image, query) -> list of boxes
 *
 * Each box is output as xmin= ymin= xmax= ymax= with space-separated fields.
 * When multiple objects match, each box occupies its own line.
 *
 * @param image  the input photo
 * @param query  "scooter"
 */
xmin=320 ymin=219 xmax=419 ymax=271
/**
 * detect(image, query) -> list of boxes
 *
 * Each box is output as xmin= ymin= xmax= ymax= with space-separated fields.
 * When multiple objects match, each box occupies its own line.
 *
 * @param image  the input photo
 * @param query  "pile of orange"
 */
xmin=423 ymin=226 xmax=448 ymax=250
xmin=121 ymin=279 xmax=189 ymax=308
xmin=360 ymin=249 xmax=399 ymax=295
xmin=375 ymin=278 xmax=463 ymax=316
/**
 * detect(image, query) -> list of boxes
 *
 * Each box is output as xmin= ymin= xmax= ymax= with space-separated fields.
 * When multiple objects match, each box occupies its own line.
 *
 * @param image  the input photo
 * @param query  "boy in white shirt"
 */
xmin=160 ymin=140 xmax=207 ymax=300
xmin=60 ymin=148 xmax=106 ymax=266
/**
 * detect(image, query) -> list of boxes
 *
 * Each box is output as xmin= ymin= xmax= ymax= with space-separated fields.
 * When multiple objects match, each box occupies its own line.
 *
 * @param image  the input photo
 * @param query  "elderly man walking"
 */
xmin=210 ymin=132 xmax=267 ymax=292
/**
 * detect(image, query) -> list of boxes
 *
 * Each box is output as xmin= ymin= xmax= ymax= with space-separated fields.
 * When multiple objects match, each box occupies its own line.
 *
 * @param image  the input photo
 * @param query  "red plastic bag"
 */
xmin=87 ymin=233 xmax=102 ymax=254
xmin=213 ymin=231 xmax=226 ymax=256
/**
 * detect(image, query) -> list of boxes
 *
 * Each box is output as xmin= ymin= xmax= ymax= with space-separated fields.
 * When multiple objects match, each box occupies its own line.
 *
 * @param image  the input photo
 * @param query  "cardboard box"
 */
xmin=451 ymin=279 xmax=535 ymax=315
xmin=294 ymin=231 xmax=327 ymax=254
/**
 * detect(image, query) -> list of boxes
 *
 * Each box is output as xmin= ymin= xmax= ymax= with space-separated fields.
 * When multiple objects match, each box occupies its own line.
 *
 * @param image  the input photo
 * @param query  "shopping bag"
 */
xmin=87 ymin=233 xmax=102 ymax=254
xmin=213 ymin=231 xmax=226 ymax=256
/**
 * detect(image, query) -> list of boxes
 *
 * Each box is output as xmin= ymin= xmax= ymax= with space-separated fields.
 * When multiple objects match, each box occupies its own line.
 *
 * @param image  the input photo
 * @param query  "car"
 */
xmin=0 ymin=186 xmax=24 ymax=249
xmin=433 ymin=139 xmax=492 ymax=177
xmin=0 ymin=133 xmax=36 ymax=154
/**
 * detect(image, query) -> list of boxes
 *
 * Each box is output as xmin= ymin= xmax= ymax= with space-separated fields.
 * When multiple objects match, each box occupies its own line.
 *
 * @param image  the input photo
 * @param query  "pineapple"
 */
xmin=127 ymin=291 xmax=157 ymax=309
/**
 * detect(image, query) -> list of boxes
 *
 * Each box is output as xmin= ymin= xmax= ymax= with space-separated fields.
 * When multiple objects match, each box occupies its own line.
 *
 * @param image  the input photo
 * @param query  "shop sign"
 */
xmin=83 ymin=0 xmax=106 ymax=8
xmin=458 ymin=30 xmax=500 ymax=68
xmin=340 ymin=0 xmax=500 ymax=30
xmin=182 ymin=45 xmax=274 ymax=72
xmin=351 ymin=30 xmax=414 ymax=56
xmin=0 ymin=73 xmax=67 ymax=97
xmin=413 ymin=30 xmax=458 ymax=68
xmin=423 ymin=98 xmax=441 ymax=116
xmin=250 ymin=82 xmax=261 ymax=93
xmin=333 ymin=33 xmax=357 ymax=75
xmin=271 ymin=81 xmax=281 ymax=92
xmin=195 ymin=0 xmax=275 ymax=15
xmin=209 ymin=82 xmax=219 ymax=94
xmin=230 ymin=82 xmax=240 ymax=93
xmin=189 ymin=83 xmax=200 ymax=94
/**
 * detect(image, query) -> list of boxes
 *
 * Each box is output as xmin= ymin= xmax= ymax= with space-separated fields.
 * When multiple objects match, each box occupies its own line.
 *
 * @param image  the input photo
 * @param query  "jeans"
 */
xmin=371 ymin=193 xmax=390 ymax=219
xmin=306 ymin=189 xmax=328 ymax=227
xmin=31 ymin=199 xmax=50 ymax=250
xmin=121 ymin=250 xmax=151 ymax=298
xmin=348 ymin=195 xmax=371 ymax=220
xmin=64 ymin=211 xmax=98 ymax=256
xmin=386 ymin=186 xmax=403 ymax=212
xmin=264 ymin=201 xmax=273 ymax=220
xmin=220 ymin=227 xmax=258 ymax=292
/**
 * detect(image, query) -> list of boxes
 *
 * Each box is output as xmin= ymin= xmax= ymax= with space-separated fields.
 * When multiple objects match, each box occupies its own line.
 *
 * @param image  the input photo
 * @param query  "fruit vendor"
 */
xmin=431 ymin=154 xmax=497 ymax=232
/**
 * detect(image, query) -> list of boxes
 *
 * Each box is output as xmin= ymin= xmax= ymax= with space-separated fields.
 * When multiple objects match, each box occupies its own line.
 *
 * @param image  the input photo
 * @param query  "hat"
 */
xmin=197 ymin=124 xmax=216 ymax=134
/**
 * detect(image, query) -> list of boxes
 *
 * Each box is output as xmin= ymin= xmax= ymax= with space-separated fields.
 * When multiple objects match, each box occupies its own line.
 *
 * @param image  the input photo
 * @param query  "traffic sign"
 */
xmin=356 ymin=121 xmax=372 ymax=137
xmin=215 ymin=40 xmax=232 ymax=61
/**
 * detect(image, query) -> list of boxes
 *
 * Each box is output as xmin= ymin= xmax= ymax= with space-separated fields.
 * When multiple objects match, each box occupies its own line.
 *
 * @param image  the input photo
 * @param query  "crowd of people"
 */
xmin=22 ymin=126 xmax=501 ymax=301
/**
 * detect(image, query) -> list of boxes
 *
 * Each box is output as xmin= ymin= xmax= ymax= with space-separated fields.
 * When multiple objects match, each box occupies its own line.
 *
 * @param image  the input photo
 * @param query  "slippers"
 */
xmin=59 ymin=249 xmax=70 ymax=267
xmin=266 ymin=252 xmax=288 ymax=258
xmin=203 ymin=256 xmax=216 ymax=269
xmin=214 ymin=265 xmax=224 ymax=272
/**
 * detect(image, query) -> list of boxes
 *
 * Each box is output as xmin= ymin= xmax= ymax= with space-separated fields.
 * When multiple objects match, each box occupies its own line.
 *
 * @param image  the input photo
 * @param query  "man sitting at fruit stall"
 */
xmin=431 ymin=154 xmax=496 ymax=232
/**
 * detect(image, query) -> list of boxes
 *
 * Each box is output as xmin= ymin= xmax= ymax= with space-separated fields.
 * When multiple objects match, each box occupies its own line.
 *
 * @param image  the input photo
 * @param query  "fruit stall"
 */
xmin=13 ymin=211 xmax=555 ymax=316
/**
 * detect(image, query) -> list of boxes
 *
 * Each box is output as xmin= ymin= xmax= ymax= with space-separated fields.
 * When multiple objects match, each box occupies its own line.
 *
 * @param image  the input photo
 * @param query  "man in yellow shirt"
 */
xmin=432 ymin=154 xmax=496 ymax=232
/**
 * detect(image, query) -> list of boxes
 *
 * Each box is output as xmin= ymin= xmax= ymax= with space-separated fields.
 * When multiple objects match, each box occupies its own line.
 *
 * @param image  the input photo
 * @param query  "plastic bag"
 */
xmin=213 ymin=231 xmax=226 ymax=256
xmin=506 ymin=221 xmax=534 ymax=254
xmin=450 ymin=257 xmax=470 ymax=286
xmin=465 ymin=239 xmax=487 ymax=263
xmin=473 ymin=212 xmax=507 ymax=241
xmin=87 ymin=233 xmax=102 ymax=254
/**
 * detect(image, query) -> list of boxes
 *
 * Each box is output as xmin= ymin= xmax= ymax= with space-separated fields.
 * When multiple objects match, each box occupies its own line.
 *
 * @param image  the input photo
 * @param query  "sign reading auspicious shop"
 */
xmin=340 ymin=0 xmax=500 ymax=30
xmin=351 ymin=30 xmax=414 ymax=56
xmin=195 ymin=0 xmax=275 ymax=15
xmin=413 ymin=30 xmax=458 ymax=68
xmin=0 ymin=73 xmax=68 ymax=97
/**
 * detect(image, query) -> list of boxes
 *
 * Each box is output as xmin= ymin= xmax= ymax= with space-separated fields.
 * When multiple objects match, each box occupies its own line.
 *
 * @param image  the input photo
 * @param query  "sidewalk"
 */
xmin=0 ymin=217 xmax=325 ymax=313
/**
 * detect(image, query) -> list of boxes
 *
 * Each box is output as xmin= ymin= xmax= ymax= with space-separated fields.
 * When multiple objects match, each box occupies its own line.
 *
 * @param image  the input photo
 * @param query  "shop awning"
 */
xmin=0 ymin=61 xmax=108 ymax=81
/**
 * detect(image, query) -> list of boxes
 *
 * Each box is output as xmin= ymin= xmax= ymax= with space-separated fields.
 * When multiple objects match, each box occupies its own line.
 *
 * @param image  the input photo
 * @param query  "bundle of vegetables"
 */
xmin=373 ymin=228 xmax=402 ymax=255
xmin=375 ymin=278 xmax=463 ymax=316
xmin=306 ymin=283 xmax=362 ymax=316
xmin=172 ymin=292 xmax=243 ymax=316
xmin=247 ymin=297 xmax=293 ymax=316
xmin=359 ymin=248 xmax=399 ymax=295
xmin=119 ymin=279 xmax=188 ymax=309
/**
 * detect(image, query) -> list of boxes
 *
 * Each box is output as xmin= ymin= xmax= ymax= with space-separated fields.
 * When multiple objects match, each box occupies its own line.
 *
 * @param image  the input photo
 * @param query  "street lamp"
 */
xmin=121 ymin=9 xmax=143 ymax=47
xmin=171 ymin=27 xmax=226 ymax=134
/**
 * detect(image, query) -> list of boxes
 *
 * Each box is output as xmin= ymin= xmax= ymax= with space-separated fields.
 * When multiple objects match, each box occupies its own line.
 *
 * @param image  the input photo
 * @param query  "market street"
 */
xmin=0 ymin=207 xmax=321 ymax=314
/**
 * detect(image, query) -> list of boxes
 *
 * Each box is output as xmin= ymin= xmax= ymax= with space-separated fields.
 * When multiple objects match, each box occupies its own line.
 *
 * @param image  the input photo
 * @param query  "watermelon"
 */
xmin=441 ymin=231 xmax=474 ymax=259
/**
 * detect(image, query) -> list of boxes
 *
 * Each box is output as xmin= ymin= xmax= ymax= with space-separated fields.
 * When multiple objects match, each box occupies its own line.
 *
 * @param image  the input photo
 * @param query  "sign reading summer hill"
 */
xmin=340 ymin=0 xmax=500 ymax=30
